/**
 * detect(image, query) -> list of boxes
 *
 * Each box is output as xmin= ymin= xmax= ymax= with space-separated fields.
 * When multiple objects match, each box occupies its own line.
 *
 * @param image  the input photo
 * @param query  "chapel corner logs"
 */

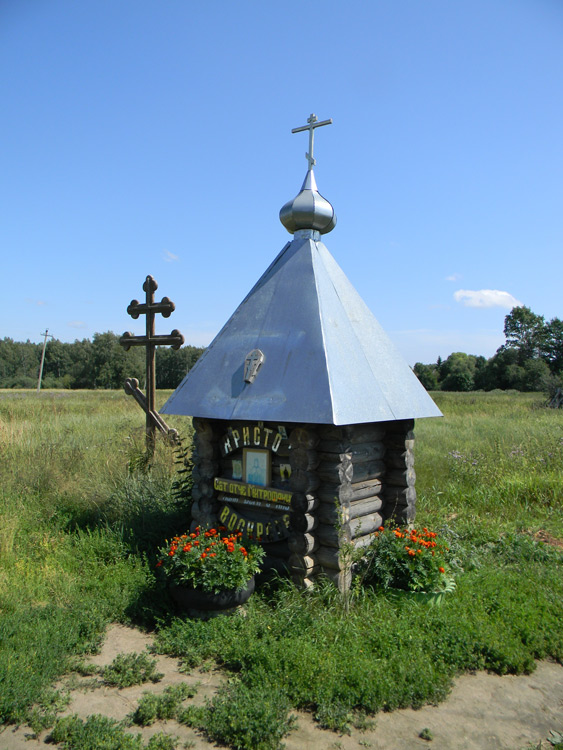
xmin=190 ymin=417 xmax=416 ymax=592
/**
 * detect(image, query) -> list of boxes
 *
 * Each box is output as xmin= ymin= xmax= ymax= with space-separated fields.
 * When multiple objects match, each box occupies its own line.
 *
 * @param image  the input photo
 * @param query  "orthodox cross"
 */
xmin=119 ymin=275 xmax=184 ymax=452
xmin=291 ymin=113 xmax=333 ymax=169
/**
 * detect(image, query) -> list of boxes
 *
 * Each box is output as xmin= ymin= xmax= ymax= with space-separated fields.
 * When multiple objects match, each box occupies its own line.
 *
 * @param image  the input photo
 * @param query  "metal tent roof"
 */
xmin=161 ymin=228 xmax=442 ymax=425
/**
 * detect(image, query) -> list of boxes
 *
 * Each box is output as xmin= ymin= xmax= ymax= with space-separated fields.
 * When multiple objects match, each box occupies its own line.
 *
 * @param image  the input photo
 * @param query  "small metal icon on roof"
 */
xmin=244 ymin=349 xmax=265 ymax=384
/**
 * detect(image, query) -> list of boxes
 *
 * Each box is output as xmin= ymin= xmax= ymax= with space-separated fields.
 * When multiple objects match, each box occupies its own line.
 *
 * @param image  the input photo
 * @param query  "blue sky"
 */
xmin=2 ymin=0 xmax=561 ymax=365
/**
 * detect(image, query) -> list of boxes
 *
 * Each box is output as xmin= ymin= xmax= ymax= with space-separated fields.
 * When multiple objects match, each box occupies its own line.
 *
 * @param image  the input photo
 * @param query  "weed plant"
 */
xmin=102 ymin=652 xmax=163 ymax=688
xmin=131 ymin=683 xmax=198 ymax=725
xmin=49 ymin=714 xmax=180 ymax=749
xmin=181 ymin=680 xmax=296 ymax=750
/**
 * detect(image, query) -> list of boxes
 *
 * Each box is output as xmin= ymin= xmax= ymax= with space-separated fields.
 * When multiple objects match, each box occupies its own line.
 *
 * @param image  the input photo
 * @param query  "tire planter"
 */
xmin=388 ymin=578 xmax=456 ymax=607
xmin=169 ymin=577 xmax=255 ymax=616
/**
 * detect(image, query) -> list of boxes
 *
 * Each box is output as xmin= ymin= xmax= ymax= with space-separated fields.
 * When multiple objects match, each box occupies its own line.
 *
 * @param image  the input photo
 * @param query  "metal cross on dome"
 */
xmin=291 ymin=113 xmax=333 ymax=169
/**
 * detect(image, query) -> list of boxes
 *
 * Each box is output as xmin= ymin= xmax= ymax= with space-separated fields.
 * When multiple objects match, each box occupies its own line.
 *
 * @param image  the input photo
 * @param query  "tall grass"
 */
xmin=0 ymin=388 xmax=561 ymax=744
xmin=0 ymin=389 xmax=190 ymax=723
xmin=415 ymin=391 xmax=563 ymax=534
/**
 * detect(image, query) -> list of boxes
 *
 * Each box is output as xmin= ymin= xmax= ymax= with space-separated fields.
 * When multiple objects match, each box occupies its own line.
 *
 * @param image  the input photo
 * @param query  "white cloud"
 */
xmin=25 ymin=298 xmax=47 ymax=306
xmin=453 ymin=289 xmax=522 ymax=309
xmin=445 ymin=273 xmax=461 ymax=282
xmin=163 ymin=250 xmax=179 ymax=263
xmin=68 ymin=320 xmax=87 ymax=329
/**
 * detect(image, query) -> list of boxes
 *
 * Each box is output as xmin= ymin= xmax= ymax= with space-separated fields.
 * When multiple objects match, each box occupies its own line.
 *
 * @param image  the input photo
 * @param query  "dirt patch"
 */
xmin=1 ymin=624 xmax=562 ymax=750
xmin=533 ymin=529 xmax=563 ymax=549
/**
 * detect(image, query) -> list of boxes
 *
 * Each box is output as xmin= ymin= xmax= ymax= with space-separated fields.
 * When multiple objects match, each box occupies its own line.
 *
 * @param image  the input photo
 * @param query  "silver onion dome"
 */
xmin=279 ymin=168 xmax=336 ymax=235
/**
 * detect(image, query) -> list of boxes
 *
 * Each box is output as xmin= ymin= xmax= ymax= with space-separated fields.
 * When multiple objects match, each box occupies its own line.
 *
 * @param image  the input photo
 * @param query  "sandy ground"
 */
xmin=1 ymin=624 xmax=562 ymax=750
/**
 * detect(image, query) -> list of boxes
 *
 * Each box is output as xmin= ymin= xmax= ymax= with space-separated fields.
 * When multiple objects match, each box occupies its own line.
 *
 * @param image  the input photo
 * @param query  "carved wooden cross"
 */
xmin=291 ymin=113 xmax=333 ymax=169
xmin=120 ymin=274 xmax=184 ymax=452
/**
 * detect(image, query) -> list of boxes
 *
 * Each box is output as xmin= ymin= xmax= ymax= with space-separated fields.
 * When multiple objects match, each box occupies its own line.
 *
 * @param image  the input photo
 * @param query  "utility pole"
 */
xmin=37 ymin=329 xmax=53 ymax=393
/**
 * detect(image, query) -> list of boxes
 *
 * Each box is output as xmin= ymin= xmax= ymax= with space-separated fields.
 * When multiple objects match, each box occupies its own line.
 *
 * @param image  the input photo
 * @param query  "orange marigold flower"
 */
xmin=210 ymin=553 xmax=216 ymax=557
xmin=209 ymin=528 xmax=217 ymax=535
xmin=408 ymin=550 xmax=416 ymax=557
xmin=156 ymin=560 xmax=163 ymax=567
xmin=200 ymin=553 xmax=207 ymax=559
xmin=439 ymin=567 xmax=445 ymax=573
xmin=378 ymin=526 xmax=385 ymax=531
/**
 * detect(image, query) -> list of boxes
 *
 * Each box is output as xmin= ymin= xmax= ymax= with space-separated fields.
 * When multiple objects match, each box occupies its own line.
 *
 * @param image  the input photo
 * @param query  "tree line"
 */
xmin=2 ymin=306 xmax=561 ymax=393
xmin=0 ymin=332 xmax=204 ymax=390
xmin=414 ymin=306 xmax=563 ymax=393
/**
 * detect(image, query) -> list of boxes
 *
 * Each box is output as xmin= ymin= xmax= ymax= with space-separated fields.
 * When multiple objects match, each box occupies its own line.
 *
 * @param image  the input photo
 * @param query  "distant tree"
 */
xmin=44 ymin=339 xmax=73 ymax=381
xmin=68 ymin=338 xmax=94 ymax=388
xmin=413 ymin=362 xmax=439 ymax=391
xmin=91 ymin=332 xmax=145 ymax=389
xmin=543 ymin=317 xmax=563 ymax=374
xmin=521 ymin=358 xmax=551 ymax=391
xmin=156 ymin=345 xmax=204 ymax=389
xmin=502 ymin=306 xmax=545 ymax=364
xmin=440 ymin=352 xmax=479 ymax=392
xmin=0 ymin=338 xmax=41 ymax=387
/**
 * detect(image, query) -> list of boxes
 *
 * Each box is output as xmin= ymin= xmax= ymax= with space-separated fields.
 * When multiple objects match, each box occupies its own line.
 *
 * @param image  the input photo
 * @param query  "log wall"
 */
xmin=382 ymin=419 xmax=416 ymax=524
xmin=190 ymin=417 xmax=418 ymax=593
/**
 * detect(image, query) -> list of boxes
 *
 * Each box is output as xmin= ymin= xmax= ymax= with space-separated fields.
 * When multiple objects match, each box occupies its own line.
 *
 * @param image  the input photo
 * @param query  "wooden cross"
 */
xmin=120 ymin=274 xmax=184 ymax=452
xmin=291 ymin=113 xmax=333 ymax=169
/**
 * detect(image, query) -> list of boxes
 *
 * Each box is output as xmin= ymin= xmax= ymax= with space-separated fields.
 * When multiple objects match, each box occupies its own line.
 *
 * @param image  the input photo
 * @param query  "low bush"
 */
xmin=102 ymin=652 xmax=163 ymax=688
xmin=195 ymin=680 xmax=295 ymax=750
xmin=131 ymin=683 xmax=197 ymax=725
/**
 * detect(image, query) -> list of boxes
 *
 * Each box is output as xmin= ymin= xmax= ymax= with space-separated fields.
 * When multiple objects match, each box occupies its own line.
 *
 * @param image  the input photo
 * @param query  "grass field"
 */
xmin=0 ymin=389 xmax=562 ymax=747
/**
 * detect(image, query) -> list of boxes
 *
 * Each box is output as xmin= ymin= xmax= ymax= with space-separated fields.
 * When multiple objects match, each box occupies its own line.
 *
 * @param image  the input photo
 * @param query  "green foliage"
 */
xmin=413 ymin=362 xmax=439 ymax=390
xmin=102 ymin=652 xmax=163 ymax=688
xmin=131 ymin=684 xmax=198 ymax=725
xmin=315 ymin=701 xmax=353 ymax=734
xmin=503 ymin=306 xmax=546 ymax=363
xmin=419 ymin=727 xmax=434 ymax=741
xmin=25 ymin=688 xmax=70 ymax=734
xmin=198 ymin=681 xmax=295 ymax=750
xmin=355 ymin=524 xmax=453 ymax=593
xmin=157 ymin=527 xmax=265 ymax=594
xmin=146 ymin=733 xmax=180 ymax=750
xmin=49 ymin=714 xmax=143 ymax=749
xmin=0 ymin=335 xmax=203 ymax=389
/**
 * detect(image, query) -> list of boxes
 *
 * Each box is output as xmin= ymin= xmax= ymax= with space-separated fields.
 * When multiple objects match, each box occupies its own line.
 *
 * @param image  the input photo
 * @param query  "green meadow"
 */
xmin=0 ymin=389 xmax=562 ymax=747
